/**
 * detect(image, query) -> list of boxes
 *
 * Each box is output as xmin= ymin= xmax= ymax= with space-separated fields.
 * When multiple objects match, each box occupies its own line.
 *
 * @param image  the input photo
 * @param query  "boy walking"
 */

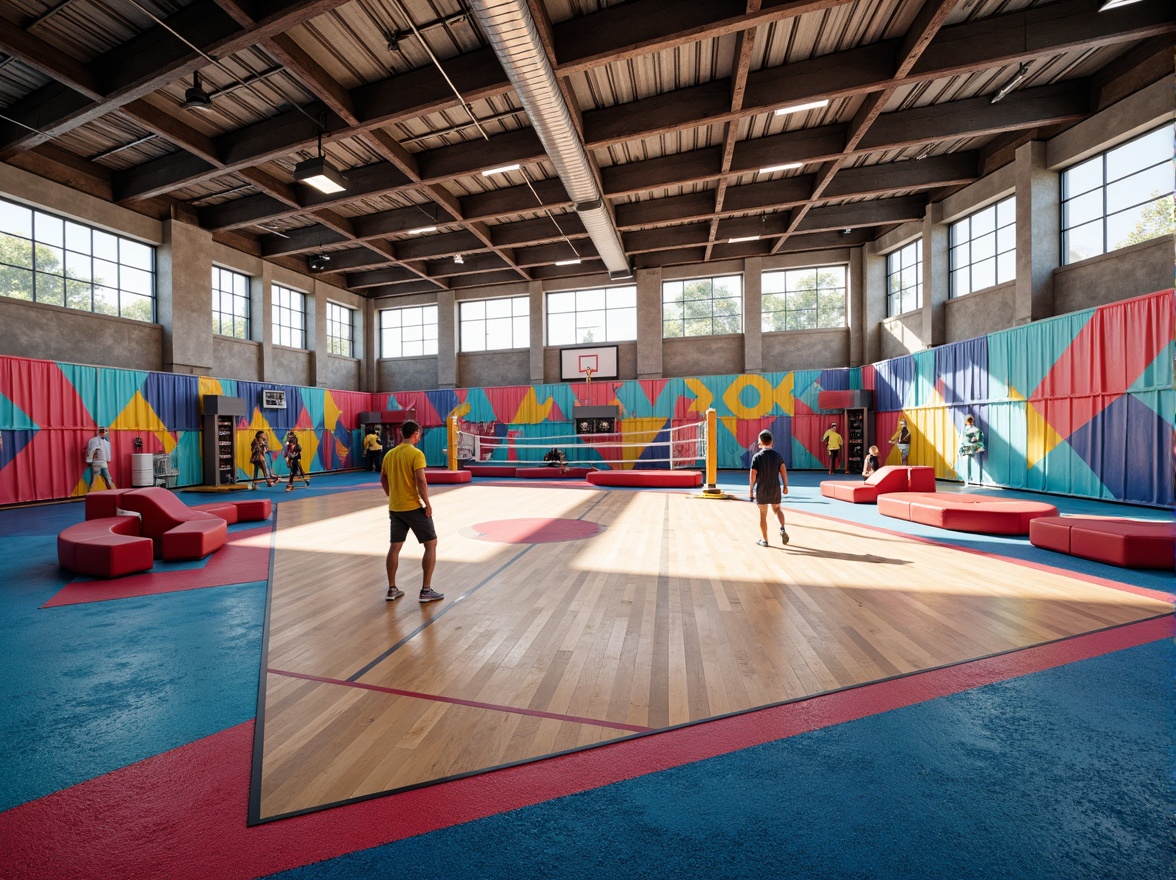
xmin=749 ymin=430 xmax=789 ymax=546
xmin=380 ymin=419 xmax=444 ymax=603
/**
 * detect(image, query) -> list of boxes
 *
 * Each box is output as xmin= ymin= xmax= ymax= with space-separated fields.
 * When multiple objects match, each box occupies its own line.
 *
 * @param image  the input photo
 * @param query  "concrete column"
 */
xmin=310 ymin=280 xmax=327 ymax=387
xmin=863 ymin=241 xmax=888 ymax=365
xmin=364 ymin=299 xmax=379 ymax=392
xmin=257 ymin=264 xmax=273 ymax=381
xmin=528 ymin=280 xmax=545 ymax=384
xmin=1015 ymin=140 xmax=1058 ymax=324
xmin=847 ymin=247 xmax=864 ymax=367
xmin=635 ymin=267 xmax=662 ymax=379
xmin=157 ymin=219 xmax=214 ymax=374
xmin=436 ymin=289 xmax=457 ymax=389
xmin=742 ymin=256 xmax=762 ymax=373
xmin=922 ymin=206 xmax=949 ymax=348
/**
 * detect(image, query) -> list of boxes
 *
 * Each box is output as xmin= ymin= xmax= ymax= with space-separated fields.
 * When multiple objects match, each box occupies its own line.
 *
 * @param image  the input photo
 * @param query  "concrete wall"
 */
xmin=272 ymin=347 xmax=313 ymax=387
xmin=322 ymin=355 xmax=362 ymax=391
xmin=458 ymin=349 xmax=530 ymax=388
xmin=879 ymin=313 xmax=925 ymax=361
xmin=0 ymin=297 xmax=163 ymax=369
xmin=662 ymin=335 xmax=744 ymax=378
xmin=1053 ymin=234 xmax=1174 ymax=315
xmin=212 ymin=337 xmax=261 ymax=382
xmin=378 ymin=357 xmax=439 ymax=392
xmin=945 ymin=283 xmax=1016 ymax=341
xmin=762 ymin=328 xmax=850 ymax=372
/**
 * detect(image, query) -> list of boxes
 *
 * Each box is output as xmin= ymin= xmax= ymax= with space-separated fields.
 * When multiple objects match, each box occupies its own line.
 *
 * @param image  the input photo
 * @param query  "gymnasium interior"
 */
xmin=0 ymin=1 xmax=1172 ymax=878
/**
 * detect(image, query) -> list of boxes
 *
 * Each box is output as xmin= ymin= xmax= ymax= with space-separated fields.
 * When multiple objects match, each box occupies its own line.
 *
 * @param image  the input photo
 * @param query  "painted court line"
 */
xmin=270 ymin=667 xmax=652 ymax=733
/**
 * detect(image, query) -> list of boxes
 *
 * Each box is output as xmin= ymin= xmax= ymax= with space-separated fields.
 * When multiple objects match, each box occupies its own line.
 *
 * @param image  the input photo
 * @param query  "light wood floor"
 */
xmin=252 ymin=484 xmax=1172 ymax=820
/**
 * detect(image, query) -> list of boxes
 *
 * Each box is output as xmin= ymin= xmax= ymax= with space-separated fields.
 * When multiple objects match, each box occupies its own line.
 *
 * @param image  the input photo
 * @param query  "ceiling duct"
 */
xmin=469 ymin=0 xmax=632 ymax=279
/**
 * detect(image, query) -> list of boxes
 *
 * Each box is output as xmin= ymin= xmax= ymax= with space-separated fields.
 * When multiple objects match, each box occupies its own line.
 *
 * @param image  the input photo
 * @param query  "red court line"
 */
xmin=3 ymin=614 xmax=1168 ymax=880
xmin=268 ymin=667 xmax=652 ymax=733
xmin=795 ymin=506 xmax=1175 ymax=603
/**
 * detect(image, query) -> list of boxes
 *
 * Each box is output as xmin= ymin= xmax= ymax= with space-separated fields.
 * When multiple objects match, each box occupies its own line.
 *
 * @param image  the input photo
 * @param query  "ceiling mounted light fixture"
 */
xmin=408 ymin=226 xmax=437 ymax=235
xmin=294 ymin=129 xmax=347 ymax=194
xmin=1098 ymin=0 xmax=1144 ymax=9
xmin=182 ymin=71 xmax=213 ymax=112
xmin=773 ymin=98 xmax=829 ymax=117
xmin=481 ymin=163 xmax=521 ymax=176
xmin=555 ymin=258 xmax=581 ymax=266
xmin=453 ymin=254 xmax=464 ymax=265
xmin=728 ymin=235 xmax=761 ymax=244
xmin=308 ymin=253 xmax=330 ymax=272
xmin=990 ymin=63 xmax=1030 ymax=104
xmin=759 ymin=162 xmax=804 ymax=174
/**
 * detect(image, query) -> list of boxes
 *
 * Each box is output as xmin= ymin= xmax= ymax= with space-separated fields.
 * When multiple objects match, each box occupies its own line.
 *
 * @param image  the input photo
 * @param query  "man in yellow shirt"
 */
xmin=362 ymin=426 xmax=383 ymax=471
xmin=821 ymin=422 xmax=843 ymax=474
xmin=380 ymin=419 xmax=443 ymax=603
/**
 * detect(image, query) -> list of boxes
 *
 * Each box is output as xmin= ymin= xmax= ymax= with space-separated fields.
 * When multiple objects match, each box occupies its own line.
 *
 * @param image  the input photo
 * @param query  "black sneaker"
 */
xmin=385 ymin=587 xmax=404 ymax=602
xmin=780 ymin=527 xmax=790 ymax=545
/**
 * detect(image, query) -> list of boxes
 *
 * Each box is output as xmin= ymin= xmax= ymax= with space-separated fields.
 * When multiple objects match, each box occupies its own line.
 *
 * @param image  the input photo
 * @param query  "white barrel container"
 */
xmin=131 ymin=453 xmax=154 ymax=487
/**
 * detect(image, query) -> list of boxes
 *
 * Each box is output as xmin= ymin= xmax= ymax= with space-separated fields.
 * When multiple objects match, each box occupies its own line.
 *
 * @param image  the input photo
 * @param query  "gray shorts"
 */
xmin=389 ymin=508 xmax=437 ymax=544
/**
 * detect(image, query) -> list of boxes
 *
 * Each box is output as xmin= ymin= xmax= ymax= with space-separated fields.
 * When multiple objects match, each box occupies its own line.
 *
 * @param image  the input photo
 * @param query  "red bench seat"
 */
xmin=1029 ymin=516 xmax=1174 ymax=569
xmin=57 ymin=516 xmax=154 ymax=578
xmin=878 ymin=492 xmax=1058 ymax=535
xmin=515 ymin=466 xmax=594 ymax=479
xmin=424 ymin=468 xmax=472 ymax=484
xmin=586 ymin=469 xmax=702 ymax=488
xmin=117 ymin=487 xmax=226 ymax=560
xmin=820 ymin=466 xmax=937 ymax=503
xmin=466 ymin=465 xmax=518 ymax=477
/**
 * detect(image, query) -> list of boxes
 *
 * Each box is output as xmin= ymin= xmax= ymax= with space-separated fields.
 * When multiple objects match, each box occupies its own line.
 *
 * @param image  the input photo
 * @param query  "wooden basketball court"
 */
xmin=249 ymin=483 xmax=1171 ymax=822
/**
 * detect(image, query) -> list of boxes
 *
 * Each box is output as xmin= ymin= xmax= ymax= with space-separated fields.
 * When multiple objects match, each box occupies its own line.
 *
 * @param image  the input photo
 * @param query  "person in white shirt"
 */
xmin=85 ymin=426 xmax=116 ymax=490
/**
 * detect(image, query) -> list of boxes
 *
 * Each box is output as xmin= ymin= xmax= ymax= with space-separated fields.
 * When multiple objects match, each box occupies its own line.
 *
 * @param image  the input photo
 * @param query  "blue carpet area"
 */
xmin=268 ymin=638 xmax=1171 ymax=880
xmin=0 ymin=534 xmax=265 ymax=812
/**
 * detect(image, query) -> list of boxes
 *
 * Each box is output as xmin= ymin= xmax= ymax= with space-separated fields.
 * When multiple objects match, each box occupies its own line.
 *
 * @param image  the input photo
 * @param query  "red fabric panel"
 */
xmin=1031 ymin=289 xmax=1174 ymax=436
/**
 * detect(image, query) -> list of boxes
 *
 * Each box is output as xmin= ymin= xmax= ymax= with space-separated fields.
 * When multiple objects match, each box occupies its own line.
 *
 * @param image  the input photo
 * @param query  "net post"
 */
xmin=447 ymin=416 xmax=458 ymax=471
xmin=700 ymin=407 xmax=726 ymax=497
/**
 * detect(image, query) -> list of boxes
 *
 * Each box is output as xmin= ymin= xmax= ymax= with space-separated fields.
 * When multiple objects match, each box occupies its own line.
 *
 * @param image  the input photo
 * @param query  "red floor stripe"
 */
xmin=2 ymin=614 xmax=1168 ymax=880
xmin=269 ymin=667 xmax=652 ymax=733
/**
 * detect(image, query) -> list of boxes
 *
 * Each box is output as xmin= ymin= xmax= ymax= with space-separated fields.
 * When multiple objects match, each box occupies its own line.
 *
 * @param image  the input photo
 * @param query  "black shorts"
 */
xmin=389 ymin=508 xmax=437 ymax=544
xmin=754 ymin=485 xmax=782 ymax=506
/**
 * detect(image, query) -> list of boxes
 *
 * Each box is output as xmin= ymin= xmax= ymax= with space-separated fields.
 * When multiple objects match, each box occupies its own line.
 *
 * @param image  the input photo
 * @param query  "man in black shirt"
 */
xmin=749 ymin=430 xmax=790 ymax=546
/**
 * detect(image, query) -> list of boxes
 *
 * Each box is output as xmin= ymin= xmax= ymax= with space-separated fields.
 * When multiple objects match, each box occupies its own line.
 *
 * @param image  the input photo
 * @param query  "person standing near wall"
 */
xmin=890 ymin=418 xmax=912 ymax=465
xmin=381 ymin=419 xmax=444 ymax=604
xmin=958 ymin=415 xmax=985 ymax=487
xmin=85 ymin=426 xmax=116 ymax=490
xmin=821 ymin=422 xmax=843 ymax=474
xmin=250 ymin=431 xmax=277 ymax=487
xmin=284 ymin=431 xmax=308 ymax=492
xmin=363 ymin=426 xmax=383 ymax=472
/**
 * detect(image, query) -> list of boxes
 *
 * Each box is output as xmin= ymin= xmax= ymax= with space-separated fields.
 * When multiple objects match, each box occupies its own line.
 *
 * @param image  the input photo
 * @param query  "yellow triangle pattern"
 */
xmin=1024 ymin=396 xmax=1066 ymax=470
xmin=324 ymin=391 xmax=343 ymax=433
xmin=512 ymin=388 xmax=553 ymax=424
xmin=110 ymin=391 xmax=177 ymax=454
xmin=617 ymin=418 xmax=668 ymax=469
xmin=199 ymin=377 xmax=224 ymax=400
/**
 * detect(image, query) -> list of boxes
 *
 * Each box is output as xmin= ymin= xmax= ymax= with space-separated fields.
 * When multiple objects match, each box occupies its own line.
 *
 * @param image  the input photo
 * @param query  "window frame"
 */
xmin=949 ymin=196 xmax=1016 ymax=298
xmin=661 ymin=274 xmax=743 ymax=339
xmin=459 ymin=295 xmax=530 ymax=352
xmin=545 ymin=284 xmax=637 ymax=346
xmin=211 ymin=266 xmax=251 ymax=339
xmin=326 ymin=301 xmax=356 ymax=357
xmin=886 ymin=240 xmax=922 ymax=317
xmin=271 ymin=283 xmax=306 ymax=349
xmin=1061 ymin=123 xmax=1175 ymax=265
xmin=0 ymin=196 xmax=156 ymax=321
xmin=761 ymin=265 xmax=848 ymax=331
xmin=380 ymin=304 xmax=439 ymax=359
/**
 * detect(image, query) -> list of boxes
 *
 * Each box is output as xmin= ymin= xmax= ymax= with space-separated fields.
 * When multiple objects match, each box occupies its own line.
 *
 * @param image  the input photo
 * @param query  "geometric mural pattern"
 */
xmin=1 ymin=289 xmax=1171 ymax=507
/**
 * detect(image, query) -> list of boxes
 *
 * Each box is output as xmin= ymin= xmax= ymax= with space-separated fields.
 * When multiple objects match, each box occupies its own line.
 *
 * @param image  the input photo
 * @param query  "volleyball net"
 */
xmin=456 ymin=419 xmax=707 ymax=470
